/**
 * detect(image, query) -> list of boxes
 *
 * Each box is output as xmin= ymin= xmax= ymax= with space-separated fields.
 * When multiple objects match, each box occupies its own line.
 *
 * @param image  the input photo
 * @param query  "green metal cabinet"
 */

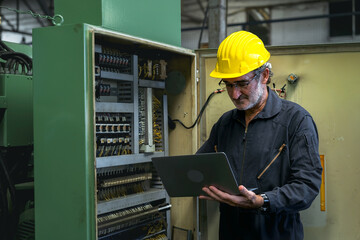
xmin=55 ymin=0 xmax=181 ymax=47
xmin=34 ymin=24 xmax=195 ymax=240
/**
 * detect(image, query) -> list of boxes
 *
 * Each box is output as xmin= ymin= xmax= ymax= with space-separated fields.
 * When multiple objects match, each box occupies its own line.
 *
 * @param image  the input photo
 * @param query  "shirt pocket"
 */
xmin=256 ymin=143 xmax=288 ymax=192
xmin=292 ymin=132 xmax=321 ymax=169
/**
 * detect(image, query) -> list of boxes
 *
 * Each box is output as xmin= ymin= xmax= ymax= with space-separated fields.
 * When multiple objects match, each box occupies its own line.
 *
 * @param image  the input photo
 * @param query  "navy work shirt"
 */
xmin=197 ymin=87 xmax=322 ymax=240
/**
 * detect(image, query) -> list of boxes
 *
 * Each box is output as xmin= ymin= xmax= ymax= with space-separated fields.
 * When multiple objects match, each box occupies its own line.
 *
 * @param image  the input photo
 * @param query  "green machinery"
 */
xmin=0 ymin=74 xmax=32 ymax=147
xmin=0 ymin=42 xmax=34 ymax=240
xmin=55 ymin=0 xmax=181 ymax=47
xmin=0 ymin=42 xmax=33 ymax=147
xmin=33 ymin=24 xmax=195 ymax=240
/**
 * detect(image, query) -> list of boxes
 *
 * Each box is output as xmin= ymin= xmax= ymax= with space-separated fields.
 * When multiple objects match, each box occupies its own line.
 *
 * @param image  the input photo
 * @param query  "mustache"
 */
xmin=233 ymin=96 xmax=248 ymax=101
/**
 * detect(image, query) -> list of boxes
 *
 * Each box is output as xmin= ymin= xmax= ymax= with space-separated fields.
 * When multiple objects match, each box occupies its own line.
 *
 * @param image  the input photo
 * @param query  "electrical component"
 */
xmin=139 ymin=89 xmax=164 ymax=152
xmin=98 ymin=210 xmax=168 ymax=239
xmin=287 ymin=73 xmax=298 ymax=84
xmin=98 ymin=203 xmax=153 ymax=236
xmin=97 ymin=164 xmax=152 ymax=201
xmin=153 ymin=95 xmax=163 ymax=152
xmin=138 ymin=58 xmax=167 ymax=81
xmin=100 ymin=173 xmax=152 ymax=188
xmin=97 ymin=182 xmax=148 ymax=201
xmin=96 ymin=113 xmax=132 ymax=157
xmin=95 ymin=83 xmax=111 ymax=97
xmin=96 ymin=47 xmax=131 ymax=74
xmin=95 ymin=79 xmax=133 ymax=103
xmin=139 ymin=87 xmax=146 ymax=146
xmin=139 ymin=88 xmax=155 ymax=153
xmin=159 ymin=60 xmax=167 ymax=80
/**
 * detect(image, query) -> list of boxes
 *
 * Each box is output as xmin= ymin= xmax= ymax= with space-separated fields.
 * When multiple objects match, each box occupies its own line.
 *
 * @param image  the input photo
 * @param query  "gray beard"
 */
xmin=242 ymin=80 xmax=264 ymax=111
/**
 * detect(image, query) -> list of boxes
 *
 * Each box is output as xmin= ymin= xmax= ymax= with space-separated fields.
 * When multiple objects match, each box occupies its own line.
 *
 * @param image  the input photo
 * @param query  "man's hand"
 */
xmin=199 ymin=185 xmax=264 ymax=209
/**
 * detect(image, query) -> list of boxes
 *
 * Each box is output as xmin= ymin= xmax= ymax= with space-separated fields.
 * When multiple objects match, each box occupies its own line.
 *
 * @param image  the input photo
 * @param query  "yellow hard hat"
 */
xmin=210 ymin=31 xmax=270 ymax=79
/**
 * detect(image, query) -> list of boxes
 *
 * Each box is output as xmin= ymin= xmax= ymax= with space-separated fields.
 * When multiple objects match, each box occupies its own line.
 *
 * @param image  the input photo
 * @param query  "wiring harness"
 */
xmin=0 ymin=41 xmax=32 ymax=76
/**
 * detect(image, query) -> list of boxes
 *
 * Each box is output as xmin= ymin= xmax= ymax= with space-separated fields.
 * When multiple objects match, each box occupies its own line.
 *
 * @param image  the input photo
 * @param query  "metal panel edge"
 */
xmin=33 ymin=23 xmax=96 ymax=240
xmin=90 ymin=25 xmax=195 ymax=57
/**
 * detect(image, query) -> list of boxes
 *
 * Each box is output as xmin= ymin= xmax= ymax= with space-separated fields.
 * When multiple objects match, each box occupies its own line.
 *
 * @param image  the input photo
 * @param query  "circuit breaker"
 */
xmin=34 ymin=24 xmax=195 ymax=240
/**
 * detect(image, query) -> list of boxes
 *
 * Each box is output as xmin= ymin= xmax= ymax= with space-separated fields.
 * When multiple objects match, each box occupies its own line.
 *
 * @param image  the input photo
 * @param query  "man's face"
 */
xmin=222 ymin=71 xmax=265 ymax=111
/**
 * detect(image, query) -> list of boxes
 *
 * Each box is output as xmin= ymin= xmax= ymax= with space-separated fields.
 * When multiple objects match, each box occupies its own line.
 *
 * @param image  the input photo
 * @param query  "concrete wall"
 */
xmin=196 ymin=43 xmax=360 ymax=239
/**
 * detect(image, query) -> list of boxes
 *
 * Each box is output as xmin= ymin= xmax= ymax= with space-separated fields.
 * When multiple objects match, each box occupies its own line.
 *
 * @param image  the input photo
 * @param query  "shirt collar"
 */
xmin=232 ymin=86 xmax=282 ymax=121
xmin=255 ymin=86 xmax=282 ymax=119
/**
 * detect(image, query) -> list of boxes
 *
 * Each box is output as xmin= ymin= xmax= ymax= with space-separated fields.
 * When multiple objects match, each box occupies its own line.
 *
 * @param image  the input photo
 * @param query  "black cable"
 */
xmin=2 ymin=54 xmax=31 ymax=75
xmin=0 ymin=41 xmax=33 ymax=76
xmin=6 ymin=58 xmax=15 ymax=73
xmin=170 ymin=89 xmax=224 ymax=129
xmin=1 ymin=52 xmax=32 ymax=66
xmin=14 ymin=61 xmax=20 ymax=74
xmin=12 ymin=57 xmax=29 ymax=74
xmin=4 ymin=58 xmax=13 ymax=73
xmin=21 ymin=62 xmax=26 ymax=75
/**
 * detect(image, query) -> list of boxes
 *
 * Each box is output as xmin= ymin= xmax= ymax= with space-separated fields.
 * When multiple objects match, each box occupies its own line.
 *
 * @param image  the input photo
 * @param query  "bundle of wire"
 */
xmin=0 ymin=41 xmax=32 ymax=75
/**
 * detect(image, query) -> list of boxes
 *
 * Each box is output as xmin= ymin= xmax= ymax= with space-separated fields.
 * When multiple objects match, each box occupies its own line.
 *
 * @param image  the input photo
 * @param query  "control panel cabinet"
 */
xmin=34 ymin=24 xmax=195 ymax=240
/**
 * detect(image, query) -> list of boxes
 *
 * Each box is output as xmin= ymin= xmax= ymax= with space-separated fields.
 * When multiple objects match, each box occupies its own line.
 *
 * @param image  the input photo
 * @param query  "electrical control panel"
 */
xmin=94 ymin=37 xmax=171 ymax=240
xmin=34 ymin=24 xmax=196 ymax=240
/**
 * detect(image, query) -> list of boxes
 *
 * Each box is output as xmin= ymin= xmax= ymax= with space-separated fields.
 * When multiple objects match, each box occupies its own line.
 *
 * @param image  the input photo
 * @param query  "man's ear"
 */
xmin=261 ymin=68 xmax=269 ymax=84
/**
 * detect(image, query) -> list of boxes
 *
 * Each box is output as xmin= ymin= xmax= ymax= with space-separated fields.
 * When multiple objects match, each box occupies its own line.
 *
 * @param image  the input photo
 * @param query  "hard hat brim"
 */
xmin=210 ymin=54 xmax=270 ymax=79
xmin=209 ymin=70 xmax=248 ymax=79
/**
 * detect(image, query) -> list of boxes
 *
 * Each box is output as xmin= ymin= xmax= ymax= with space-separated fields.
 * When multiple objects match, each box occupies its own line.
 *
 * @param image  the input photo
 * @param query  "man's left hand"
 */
xmin=199 ymin=185 xmax=264 ymax=209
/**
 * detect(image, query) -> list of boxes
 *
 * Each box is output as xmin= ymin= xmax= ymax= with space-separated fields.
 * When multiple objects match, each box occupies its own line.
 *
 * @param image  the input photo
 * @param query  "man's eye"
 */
xmin=236 ymin=82 xmax=248 ymax=87
xmin=224 ymin=81 xmax=249 ymax=88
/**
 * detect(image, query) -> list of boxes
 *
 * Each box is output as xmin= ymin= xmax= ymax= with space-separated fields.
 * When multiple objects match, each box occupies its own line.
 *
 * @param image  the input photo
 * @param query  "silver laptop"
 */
xmin=151 ymin=152 xmax=242 ymax=197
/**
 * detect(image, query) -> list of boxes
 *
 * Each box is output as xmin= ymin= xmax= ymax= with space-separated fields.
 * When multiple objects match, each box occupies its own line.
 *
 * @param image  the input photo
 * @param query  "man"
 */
xmin=198 ymin=31 xmax=322 ymax=240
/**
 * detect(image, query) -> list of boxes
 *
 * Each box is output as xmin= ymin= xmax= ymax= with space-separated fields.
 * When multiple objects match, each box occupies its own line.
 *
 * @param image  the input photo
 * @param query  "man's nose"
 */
xmin=228 ymin=87 xmax=241 ymax=99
